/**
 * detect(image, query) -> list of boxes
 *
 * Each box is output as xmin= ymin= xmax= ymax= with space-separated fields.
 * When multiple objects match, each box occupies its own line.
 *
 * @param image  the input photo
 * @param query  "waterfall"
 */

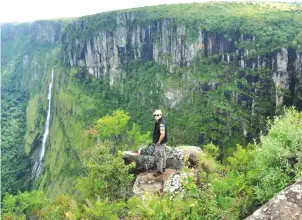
xmin=32 ymin=68 xmax=54 ymax=178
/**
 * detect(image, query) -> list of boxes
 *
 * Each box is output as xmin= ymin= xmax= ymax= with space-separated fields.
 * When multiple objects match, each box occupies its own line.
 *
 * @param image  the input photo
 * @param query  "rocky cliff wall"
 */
xmin=246 ymin=177 xmax=302 ymax=220
xmin=61 ymin=11 xmax=302 ymax=108
xmin=2 ymin=20 xmax=61 ymax=44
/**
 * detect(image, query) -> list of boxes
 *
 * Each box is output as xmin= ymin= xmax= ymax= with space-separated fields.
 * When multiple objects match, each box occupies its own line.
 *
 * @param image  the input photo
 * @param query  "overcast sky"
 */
xmin=0 ymin=0 xmax=301 ymax=23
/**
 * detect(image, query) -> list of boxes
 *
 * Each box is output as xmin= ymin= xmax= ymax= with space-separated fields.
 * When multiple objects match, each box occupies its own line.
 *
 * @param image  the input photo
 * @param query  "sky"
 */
xmin=0 ymin=0 xmax=301 ymax=23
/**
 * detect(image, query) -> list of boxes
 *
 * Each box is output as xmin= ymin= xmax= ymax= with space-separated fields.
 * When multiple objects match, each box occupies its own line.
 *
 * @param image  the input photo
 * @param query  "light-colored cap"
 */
xmin=153 ymin=109 xmax=163 ymax=115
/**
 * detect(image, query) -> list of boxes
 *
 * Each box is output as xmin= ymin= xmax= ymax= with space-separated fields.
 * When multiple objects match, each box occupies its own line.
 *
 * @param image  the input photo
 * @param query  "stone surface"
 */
xmin=61 ymin=13 xmax=302 ymax=81
xmin=31 ymin=21 xmax=61 ymax=43
xmin=133 ymin=169 xmax=188 ymax=199
xmin=124 ymin=145 xmax=202 ymax=198
xmin=123 ymin=145 xmax=203 ymax=172
xmin=62 ymin=14 xmax=205 ymax=80
xmin=272 ymin=48 xmax=290 ymax=107
xmin=2 ymin=21 xmax=61 ymax=44
xmin=165 ymin=89 xmax=183 ymax=108
xmin=246 ymin=177 xmax=302 ymax=220
xmin=176 ymin=145 xmax=203 ymax=167
xmin=59 ymin=12 xmax=302 ymax=110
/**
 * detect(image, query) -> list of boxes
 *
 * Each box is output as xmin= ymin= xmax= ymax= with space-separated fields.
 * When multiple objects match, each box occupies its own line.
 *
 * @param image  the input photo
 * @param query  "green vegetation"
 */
xmin=2 ymin=2 xmax=302 ymax=219
xmin=134 ymin=2 xmax=302 ymax=53
xmin=1 ymin=82 xmax=31 ymax=194
xmin=94 ymin=110 xmax=151 ymax=151
xmin=2 ymin=108 xmax=301 ymax=219
xmin=76 ymin=144 xmax=134 ymax=201
xmin=2 ymin=191 xmax=48 ymax=219
xmin=1 ymin=23 xmax=60 ymax=195
xmin=63 ymin=2 xmax=302 ymax=53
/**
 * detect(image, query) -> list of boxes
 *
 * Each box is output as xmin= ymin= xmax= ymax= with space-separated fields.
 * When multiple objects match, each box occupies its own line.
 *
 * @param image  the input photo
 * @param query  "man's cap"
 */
xmin=153 ymin=109 xmax=163 ymax=115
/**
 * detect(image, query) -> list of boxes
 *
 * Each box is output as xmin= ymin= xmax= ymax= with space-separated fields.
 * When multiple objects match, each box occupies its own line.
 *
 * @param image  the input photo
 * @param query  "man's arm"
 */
xmin=157 ymin=133 xmax=165 ymax=144
xmin=157 ymin=123 xmax=166 ymax=144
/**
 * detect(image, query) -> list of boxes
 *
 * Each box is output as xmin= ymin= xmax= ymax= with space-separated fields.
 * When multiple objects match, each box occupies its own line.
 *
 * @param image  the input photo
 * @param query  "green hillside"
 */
xmin=1 ymin=2 xmax=302 ymax=219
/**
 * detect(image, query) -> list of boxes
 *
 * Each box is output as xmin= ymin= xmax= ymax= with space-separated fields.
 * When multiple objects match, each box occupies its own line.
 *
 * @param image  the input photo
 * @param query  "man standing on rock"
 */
xmin=152 ymin=109 xmax=168 ymax=177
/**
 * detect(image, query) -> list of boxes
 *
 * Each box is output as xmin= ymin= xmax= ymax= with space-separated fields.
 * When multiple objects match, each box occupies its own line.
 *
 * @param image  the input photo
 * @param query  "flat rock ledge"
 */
xmin=123 ymin=145 xmax=202 ymax=172
xmin=133 ymin=169 xmax=188 ymax=200
xmin=124 ymin=145 xmax=202 ymax=199
xmin=246 ymin=177 xmax=302 ymax=220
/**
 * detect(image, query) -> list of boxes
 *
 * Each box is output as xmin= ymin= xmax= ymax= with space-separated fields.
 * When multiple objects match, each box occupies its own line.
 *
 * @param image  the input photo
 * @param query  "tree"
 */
xmin=76 ymin=144 xmax=135 ymax=201
xmin=87 ymin=110 xmax=150 ymax=152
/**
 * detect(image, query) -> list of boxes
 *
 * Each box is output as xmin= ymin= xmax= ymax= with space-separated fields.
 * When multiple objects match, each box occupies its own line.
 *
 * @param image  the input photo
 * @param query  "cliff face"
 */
xmin=61 ymin=12 xmax=302 ymax=108
xmin=2 ymin=3 xmax=302 ymax=198
xmin=62 ymin=13 xmax=203 ymax=84
xmin=2 ymin=20 xmax=61 ymax=43
xmin=246 ymin=177 xmax=302 ymax=220
xmin=31 ymin=21 xmax=61 ymax=43
xmin=2 ymin=21 xmax=62 ymax=93
xmin=62 ymin=12 xmax=233 ymax=78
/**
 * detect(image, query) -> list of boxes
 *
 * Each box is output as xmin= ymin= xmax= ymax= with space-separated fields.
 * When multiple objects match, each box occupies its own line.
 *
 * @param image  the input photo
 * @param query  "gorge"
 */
xmin=1 ymin=2 xmax=302 ymax=219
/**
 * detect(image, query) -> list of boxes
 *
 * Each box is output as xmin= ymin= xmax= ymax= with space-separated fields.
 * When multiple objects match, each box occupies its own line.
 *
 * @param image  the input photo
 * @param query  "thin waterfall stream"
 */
xmin=32 ymin=68 xmax=54 ymax=178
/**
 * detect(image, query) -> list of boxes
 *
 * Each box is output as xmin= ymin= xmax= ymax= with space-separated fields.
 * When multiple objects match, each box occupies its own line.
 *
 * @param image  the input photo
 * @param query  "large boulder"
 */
xmin=123 ymin=150 xmax=156 ymax=172
xmin=132 ymin=168 xmax=188 ymax=199
xmin=123 ymin=145 xmax=203 ymax=198
xmin=123 ymin=145 xmax=203 ymax=172
xmin=175 ymin=145 xmax=204 ymax=167
xmin=246 ymin=177 xmax=302 ymax=220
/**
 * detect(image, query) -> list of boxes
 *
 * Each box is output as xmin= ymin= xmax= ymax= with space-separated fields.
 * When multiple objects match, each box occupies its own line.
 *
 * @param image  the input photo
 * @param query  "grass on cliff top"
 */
xmin=127 ymin=2 xmax=300 ymax=16
xmin=66 ymin=2 xmax=302 ymax=53
xmin=126 ymin=2 xmax=302 ymax=34
xmin=108 ymin=2 xmax=302 ymax=25
xmin=70 ymin=2 xmax=302 ymax=31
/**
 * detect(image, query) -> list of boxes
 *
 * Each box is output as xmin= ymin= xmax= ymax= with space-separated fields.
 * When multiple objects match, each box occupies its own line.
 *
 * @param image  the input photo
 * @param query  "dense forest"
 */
xmin=2 ymin=108 xmax=302 ymax=219
xmin=1 ymin=2 xmax=302 ymax=219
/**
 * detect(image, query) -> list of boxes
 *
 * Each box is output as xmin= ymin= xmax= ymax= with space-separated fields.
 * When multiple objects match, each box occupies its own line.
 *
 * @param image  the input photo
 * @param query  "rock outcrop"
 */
xmin=2 ymin=21 xmax=61 ymax=44
xmin=246 ymin=177 xmax=302 ymax=220
xmin=123 ymin=145 xmax=202 ymax=198
xmin=63 ymin=12 xmax=301 ymax=77
xmin=61 ymin=13 xmax=205 ymax=83
xmin=123 ymin=145 xmax=202 ymax=172
xmin=132 ymin=169 xmax=189 ymax=200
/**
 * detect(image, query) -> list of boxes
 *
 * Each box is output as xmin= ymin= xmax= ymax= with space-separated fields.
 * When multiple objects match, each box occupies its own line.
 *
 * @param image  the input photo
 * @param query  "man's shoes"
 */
xmin=153 ymin=171 xmax=163 ymax=177
xmin=163 ymin=168 xmax=166 ymax=172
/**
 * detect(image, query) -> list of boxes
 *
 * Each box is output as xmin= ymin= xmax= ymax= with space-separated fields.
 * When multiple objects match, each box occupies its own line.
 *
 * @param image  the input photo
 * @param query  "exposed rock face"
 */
xmin=61 ymin=12 xmax=302 ymax=77
xmin=273 ymin=48 xmax=290 ymax=107
xmin=61 ymin=13 xmax=206 ymax=83
xmin=294 ymin=53 xmax=302 ymax=110
xmin=296 ymin=54 xmax=302 ymax=72
xmin=176 ymin=145 xmax=203 ymax=167
xmin=165 ymin=89 xmax=183 ymax=108
xmin=124 ymin=145 xmax=202 ymax=198
xmin=31 ymin=21 xmax=61 ymax=43
xmin=60 ymin=12 xmax=302 ymax=109
xmin=2 ymin=21 xmax=61 ymax=44
xmin=63 ymin=12 xmax=263 ymax=80
xmin=123 ymin=145 xmax=202 ymax=172
xmin=133 ymin=169 xmax=188 ymax=199
xmin=246 ymin=177 xmax=302 ymax=220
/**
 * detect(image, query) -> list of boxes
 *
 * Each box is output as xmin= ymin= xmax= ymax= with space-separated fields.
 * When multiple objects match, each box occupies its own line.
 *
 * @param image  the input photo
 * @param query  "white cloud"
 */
xmin=0 ymin=0 xmax=194 ymax=23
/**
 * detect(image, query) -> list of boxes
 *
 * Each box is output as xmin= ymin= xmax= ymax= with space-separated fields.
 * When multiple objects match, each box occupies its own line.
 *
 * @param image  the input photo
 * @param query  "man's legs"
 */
xmin=155 ymin=144 xmax=165 ymax=173
xmin=163 ymin=144 xmax=166 ymax=171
